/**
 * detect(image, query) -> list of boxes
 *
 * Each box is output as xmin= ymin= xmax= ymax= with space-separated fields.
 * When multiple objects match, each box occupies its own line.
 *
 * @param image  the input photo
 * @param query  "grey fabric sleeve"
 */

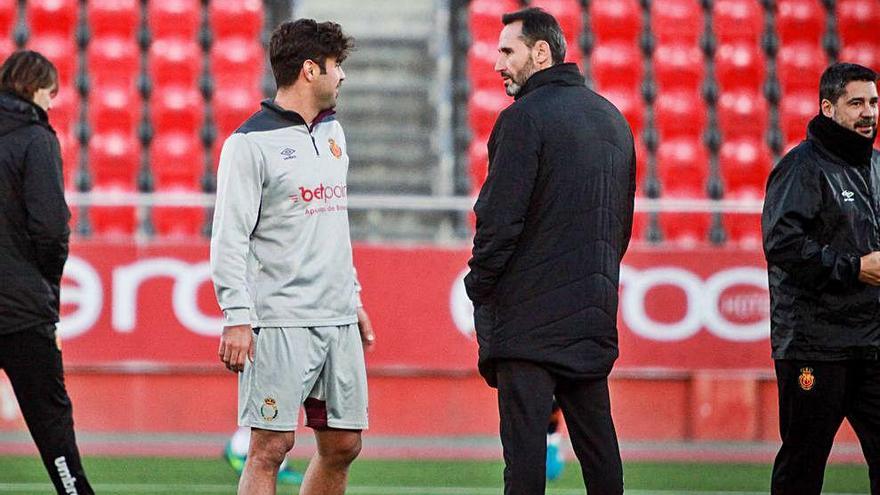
xmin=210 ymin=133 xmax=263 ymax=327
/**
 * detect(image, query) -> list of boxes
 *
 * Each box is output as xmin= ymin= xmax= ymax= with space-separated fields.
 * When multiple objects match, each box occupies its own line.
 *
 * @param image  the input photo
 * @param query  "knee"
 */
xmin=249 ymin=434 xmax=294 ymax=469
xmin=319 ymin=433 xmax=362 ymax=468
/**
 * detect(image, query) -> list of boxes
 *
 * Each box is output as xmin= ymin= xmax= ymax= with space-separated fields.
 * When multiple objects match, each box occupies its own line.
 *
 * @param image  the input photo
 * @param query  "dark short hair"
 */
xmin=501 ymin=7 xmax=567 ymax=65
xmin=269 ymin=19 xmax=354 ymax=89
xmin=0 ymin=50 xmax=58 ymax=101
xmin=819 ymin=62 xmax=877 ymax=104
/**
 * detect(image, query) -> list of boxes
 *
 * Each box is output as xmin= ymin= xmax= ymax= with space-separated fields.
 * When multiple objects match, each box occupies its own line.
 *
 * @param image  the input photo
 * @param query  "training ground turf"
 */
xmin=0 ymin=456 xmax=872 ymax=494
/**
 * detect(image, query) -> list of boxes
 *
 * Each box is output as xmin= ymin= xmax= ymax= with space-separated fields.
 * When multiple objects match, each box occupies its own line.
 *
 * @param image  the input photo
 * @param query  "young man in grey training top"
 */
xmin=210 ymin=19 xmax=375 ymax=495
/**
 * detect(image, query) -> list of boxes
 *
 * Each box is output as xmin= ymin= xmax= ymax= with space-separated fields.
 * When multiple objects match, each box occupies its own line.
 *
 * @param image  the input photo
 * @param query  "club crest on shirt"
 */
xmin=261 ymin=397 xmax=278 ymax=421
xmin=799 ymin=367 xmax=815 ymax=391
xmin=328 ymin=138 xmax=343 ymax=158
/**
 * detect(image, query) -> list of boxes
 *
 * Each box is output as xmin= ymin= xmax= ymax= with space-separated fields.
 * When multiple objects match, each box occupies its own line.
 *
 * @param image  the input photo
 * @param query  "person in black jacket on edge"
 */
xmin=464 ymin=8 xmax=636 ymax=495
xmin=763 ymin=62 xmax=880 ymax=495
xmin=0 ymin=51 xmax=93 ymax=495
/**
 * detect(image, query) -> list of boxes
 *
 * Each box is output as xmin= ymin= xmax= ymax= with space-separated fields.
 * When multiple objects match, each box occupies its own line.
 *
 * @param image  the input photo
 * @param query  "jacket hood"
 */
xmin=807 ymin=113 xmax=876 ymax=168
xmin=0 ymin=91 xmax=50 ymax=138
xmin=515 ymin=63 xmax=585 ymax=101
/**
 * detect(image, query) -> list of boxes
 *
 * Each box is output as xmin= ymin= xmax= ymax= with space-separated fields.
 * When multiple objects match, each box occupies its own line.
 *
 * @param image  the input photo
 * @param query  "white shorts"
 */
xmin=238 ymin=324 xmax=368 ymax=431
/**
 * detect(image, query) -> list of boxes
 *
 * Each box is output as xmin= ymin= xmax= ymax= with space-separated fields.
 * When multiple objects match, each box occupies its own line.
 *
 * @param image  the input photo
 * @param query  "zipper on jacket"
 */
xmin=308 ymin=132 xmax=320 ymax=156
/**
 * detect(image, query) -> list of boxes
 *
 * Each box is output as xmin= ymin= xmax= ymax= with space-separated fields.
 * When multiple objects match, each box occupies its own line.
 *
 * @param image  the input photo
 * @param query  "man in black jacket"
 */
xmin=763 ymin=62 xmax=880 ymax=495
xmin=0 ymin=51 xmax=93 ymax=495
xmin=464 ymin=8 xmax=635 ymax=495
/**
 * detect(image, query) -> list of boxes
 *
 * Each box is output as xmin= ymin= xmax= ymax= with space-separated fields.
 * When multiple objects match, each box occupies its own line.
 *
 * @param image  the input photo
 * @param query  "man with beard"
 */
xmin=464 ymin=7 xmax=635 ymax=495
xmin=763 ymin=62 xmax=880 ymax=494
xmin=211 ymin=19 xmax=375 ymax=495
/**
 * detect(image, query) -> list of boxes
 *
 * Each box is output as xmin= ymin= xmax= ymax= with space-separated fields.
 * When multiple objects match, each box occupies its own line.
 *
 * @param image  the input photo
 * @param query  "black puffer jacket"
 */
xmin=465 ymin=63 xmax=636 ymax=386
xmin=763 ymin=114 xmax=880 ymax=360
xmin=0 ymin=91 xmax=70 ymax=334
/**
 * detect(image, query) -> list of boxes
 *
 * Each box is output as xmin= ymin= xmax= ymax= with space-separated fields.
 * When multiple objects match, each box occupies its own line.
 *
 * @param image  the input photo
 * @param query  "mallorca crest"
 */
xmin=798 ymin=367 xmax=815 ymax=391
xmin=260 ymin=397 xmax=279 ymax=421
xmin=328 ymin=138 xmax=343 ymax=158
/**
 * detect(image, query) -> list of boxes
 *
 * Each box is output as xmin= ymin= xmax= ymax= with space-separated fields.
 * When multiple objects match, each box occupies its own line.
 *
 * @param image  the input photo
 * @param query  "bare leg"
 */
xmin=299 ymin=429 xmax=362 ymax=495
xmin=238 ymin=428 xmax=295 ymax=495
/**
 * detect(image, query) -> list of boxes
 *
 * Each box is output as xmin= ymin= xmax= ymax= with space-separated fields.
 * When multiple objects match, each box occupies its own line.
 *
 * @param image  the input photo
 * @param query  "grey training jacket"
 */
xmin=210 ymin=100 xmax=361 ymax=329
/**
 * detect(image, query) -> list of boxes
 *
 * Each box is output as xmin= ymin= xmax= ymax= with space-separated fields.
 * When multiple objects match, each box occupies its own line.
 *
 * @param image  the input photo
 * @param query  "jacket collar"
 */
xmin=0 ymin=91 xmax=51 ymax=137
xmin=807 ymin=113 xmax=876 ymax=168
xmin=260 ymin=98 xmax=336 ymax=131
xmin=514 ymin=63 xmax=585 ymax=101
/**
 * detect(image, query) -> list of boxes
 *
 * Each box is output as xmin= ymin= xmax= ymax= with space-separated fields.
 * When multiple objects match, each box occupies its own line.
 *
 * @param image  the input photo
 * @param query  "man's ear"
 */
xmin=302 ymin=60 xmax=319 ymax=82
xmin=820 ymin=98 xmax=834 ymax=118
xmin=533 ymin=40 xmax=552 ymax=66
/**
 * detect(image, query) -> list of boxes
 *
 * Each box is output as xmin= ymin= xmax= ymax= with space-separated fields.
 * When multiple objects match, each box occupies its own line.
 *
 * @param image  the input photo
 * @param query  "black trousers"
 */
xmin=772 ymin=359 xmax=880 ymax=495
xmin=0 ymin=325 xmax=93 ymax=495
xmin=496 ymin=360 xmax=623 ymax=495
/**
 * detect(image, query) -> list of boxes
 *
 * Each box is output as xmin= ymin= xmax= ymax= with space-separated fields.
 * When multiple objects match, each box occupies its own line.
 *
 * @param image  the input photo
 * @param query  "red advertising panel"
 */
xmin=60 ymin=243 xmax=772 ymax=371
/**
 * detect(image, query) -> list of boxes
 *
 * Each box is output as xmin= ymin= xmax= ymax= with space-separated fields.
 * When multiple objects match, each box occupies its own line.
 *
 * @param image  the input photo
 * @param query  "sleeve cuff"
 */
xmin=223 ymin=308 xmax=252 ymax=327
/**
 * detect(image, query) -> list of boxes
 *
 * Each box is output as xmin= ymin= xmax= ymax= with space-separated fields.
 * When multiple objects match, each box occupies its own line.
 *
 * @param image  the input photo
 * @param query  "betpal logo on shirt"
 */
xmin=842 ymin=190 xmax=855 ymax=202
xmin=280 ymin=147 xmax=297 ymax=160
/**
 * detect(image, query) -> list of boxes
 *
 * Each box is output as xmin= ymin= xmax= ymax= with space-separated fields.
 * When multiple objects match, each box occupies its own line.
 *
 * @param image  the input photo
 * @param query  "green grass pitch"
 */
xmin=0 ymin=456 xmax=870 ymax=494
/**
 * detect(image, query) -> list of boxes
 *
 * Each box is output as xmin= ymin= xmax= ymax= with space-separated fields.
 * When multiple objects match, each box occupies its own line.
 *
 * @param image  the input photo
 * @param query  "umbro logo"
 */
xmin=280 ymin=147 xmax=297 ymax=160
xmin=842 ymin=190 xmax=855 ymax=202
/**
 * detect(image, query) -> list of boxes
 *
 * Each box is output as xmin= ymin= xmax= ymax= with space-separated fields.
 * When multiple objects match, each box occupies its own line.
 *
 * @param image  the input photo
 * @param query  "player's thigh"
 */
xmin=313 ymin=427 xmax=362 ymax=461
xmin=248 ymin=427 xmax=296 ymax=461
xmin=306 ymin=324 xmax=368 ymax=430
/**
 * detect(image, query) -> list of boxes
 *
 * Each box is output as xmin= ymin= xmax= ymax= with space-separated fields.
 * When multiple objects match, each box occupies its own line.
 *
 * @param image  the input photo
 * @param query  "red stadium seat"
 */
xmin=87 ymin=0 xmax=139 ymax=38
xmin=655 ymin=89 xmax=707 ymax=139
xmin=717 ymin=89 xmax=768 ymax=141
xmin=657 ymin=136 xmax=709 ymax=193
xmin=837 ymin=0 xmax=880 ymax=45
xmin=775 ymin=0 xmax=825 ymax=44
xmin=530 ymin=0 xmax=582 ymax=40
xmin=0 ymin=38 xmax=12 ymax=62
xmin=590 ymin=0 xmax=641 ymax=43
xmin=468 ymin=88 xmax=511 ymax=141
xmin=0 ymin=0 xmax=13 ymax=37
xmin=209 ymin=0 xmax=262 ymax=41
xmin=713 ymin=0 xmax=763 ymax=43
xmin=89 ymin=84 xmax=140 ymax=134
xmin=654 ymin=43 xmax=705 ymax=92
xmin=27 ymin=0 xmax=77 ymax=38
xmin=26 ymin=35 xmax=77 ymax=86
xmin=213 ymin=85 xmax=260 ymax=143
xmin=469 ymin=0 xmax=520 ymax=43
xmin=777 ymin=42 xmax=826 ymax=94
xmin=468 ymin=138 xmax=489 ymax=190
xmin=88 ymin=132 xmax=140 ymax=188
xmin=57 ymin=130 xmax=78 ymax=190
xmin=719 ymin=137 xmax=772 ymax=195
xmin=48 ymin=85 xmax=79 ymax=134
xmin=780 ymin=90 xmax=815 ymax=145
xmin=88 ymin=37 xmax=140 ymax=87
xmin=840 ymin=43 xmax=879 ymax=72
xmin=149 ymin=0 xmax=200 ymax=40
xmin=152 ymin=85 xmax=203 ymax=135
xmin=149 ymin=38 xmax=201 ymax=88
xmin=153 ymin=207 xmax=205 ymax=238
xmin=468 ymin=40 xmax=501 ymax=89
xmin=211 ymin=37 xmax=264 ymax=89
xmin=89 ymin=204 xmax=137 ymax=237
xmin=657 ymin=138 xmax=711 ymax=246
xmin=715 ymin=42 xmax=766 ymax=92
xmin=723 ymin=188 xmax=764 ymax=248
xmin=661 ymin=211 xmax=711 ymax=246
xmin=591 ymin=41 xmax=643 ymax=91
xmin=601 ymin=86 xmax=644 ymax=137
xmin=652 ymin=0 xmax=703 ymax=44
xmin=151 ymin=132 xmax=204 ymax=189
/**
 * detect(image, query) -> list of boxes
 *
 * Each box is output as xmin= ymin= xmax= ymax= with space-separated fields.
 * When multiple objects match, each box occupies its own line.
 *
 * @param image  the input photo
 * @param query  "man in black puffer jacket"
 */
xmin=0 ymin=51 xmax=93 ymax=495
xmin=465 ymin=8 xmax=635 ymax=495
xmin=763 ymin=62 xmax=880 ymax=495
